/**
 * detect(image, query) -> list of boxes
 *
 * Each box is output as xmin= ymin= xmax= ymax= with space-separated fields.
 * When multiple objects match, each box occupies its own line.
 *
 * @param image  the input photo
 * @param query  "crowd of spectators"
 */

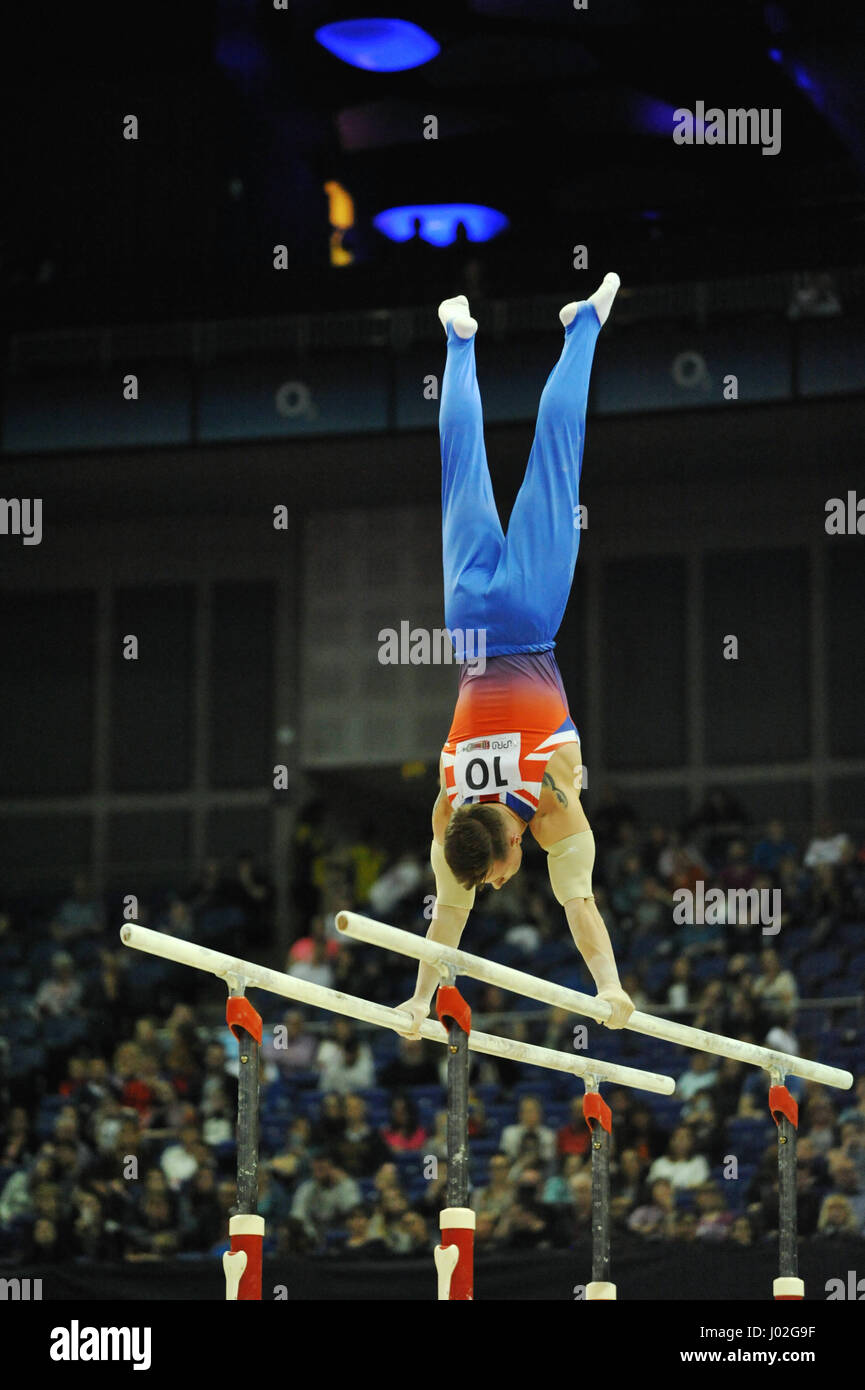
xmin=1 ymin=791 xmax=864 ymax=1267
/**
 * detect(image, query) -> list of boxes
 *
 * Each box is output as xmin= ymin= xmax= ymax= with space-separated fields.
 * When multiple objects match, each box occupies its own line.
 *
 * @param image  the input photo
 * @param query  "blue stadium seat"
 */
xmin=512 ymin=1079 xmax=555 ymax=1103
xmin=471 ymin=1083 xmax=502 ymax=1105
xmin=626 ymin=935 xmax=664 ymax=964
xmin=2 ymin=1016 xmax=39 ymax=1043
xmin=837 ymin=923 xmax=865 ymax=949
xmin=846 ymin=950 xmax=865 ymax=976
xmin=726 ymin=1117 xmax=776 ymax=1164
xmin=691 ymin=955 xmax=727 ymax=983
xmin=643 ymin=960 xmax=672 ymax=995
xmin=798 ymin=948 xmax=843 ymax=988
xmin=42 ymin=1015 xmax=88 ymax=1050
xmin=357 ymin=1087 xmax=390 ymax=1108
xmin=408 ymin=1085 xmax=447 ymax=1105
xmin=0 ymin=967 xmax=32 ymax=995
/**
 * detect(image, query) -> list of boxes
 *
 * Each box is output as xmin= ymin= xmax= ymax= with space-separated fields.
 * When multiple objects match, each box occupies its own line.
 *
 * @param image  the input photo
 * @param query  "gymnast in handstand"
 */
xmin=398 ymin=274 xmax=635 ymax=1035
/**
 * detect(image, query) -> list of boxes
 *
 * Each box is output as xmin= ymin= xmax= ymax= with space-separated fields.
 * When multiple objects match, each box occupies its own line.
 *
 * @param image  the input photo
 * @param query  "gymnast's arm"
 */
xmin=541 ymin=806 xmax=635 ymax=1030
xmin=394 ymin=783 xmax=473 ymax=1037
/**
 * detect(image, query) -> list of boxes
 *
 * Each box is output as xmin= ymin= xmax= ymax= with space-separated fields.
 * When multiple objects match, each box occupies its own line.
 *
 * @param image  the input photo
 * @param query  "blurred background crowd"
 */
xmin=1 ymin=787 xmax=864 ymax=1267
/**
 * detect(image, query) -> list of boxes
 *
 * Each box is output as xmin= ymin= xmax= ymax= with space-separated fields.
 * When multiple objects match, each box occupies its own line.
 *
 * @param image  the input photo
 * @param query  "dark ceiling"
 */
xmin=3 ymin=0 xmax=865 ymax=335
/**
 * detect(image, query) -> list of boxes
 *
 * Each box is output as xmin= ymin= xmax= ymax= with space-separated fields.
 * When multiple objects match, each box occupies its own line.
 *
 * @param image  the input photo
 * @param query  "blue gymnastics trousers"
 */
xmin=439 ymin=302 xmax=602 ymax=656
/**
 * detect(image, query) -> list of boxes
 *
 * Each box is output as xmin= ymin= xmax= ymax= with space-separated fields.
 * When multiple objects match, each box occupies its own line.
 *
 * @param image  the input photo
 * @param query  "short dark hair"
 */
xmin=443 ymin=804 xmax=508 ymax=891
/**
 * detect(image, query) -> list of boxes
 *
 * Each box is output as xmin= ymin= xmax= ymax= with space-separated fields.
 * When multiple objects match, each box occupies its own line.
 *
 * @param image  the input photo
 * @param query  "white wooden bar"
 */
xmin=335 ymin=911 xmax=854 ymax=1091
xmin=119 ymin=923 xmax=675 ymax=1094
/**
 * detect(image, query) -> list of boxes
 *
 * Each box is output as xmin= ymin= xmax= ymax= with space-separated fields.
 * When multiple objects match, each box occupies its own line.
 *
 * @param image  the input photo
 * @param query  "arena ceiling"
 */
xmin=3 ymin=0 xmax=864 ymax=332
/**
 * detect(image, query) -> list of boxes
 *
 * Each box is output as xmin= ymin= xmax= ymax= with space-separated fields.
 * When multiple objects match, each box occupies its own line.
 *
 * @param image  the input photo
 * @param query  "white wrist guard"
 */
xmin=431 ymin=838 xmax=476 ymax=910
xmin=547 ymin=828 xmax=595 ymax=905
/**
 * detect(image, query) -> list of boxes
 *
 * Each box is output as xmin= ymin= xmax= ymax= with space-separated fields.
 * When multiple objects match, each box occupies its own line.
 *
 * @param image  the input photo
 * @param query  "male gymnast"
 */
xmin=398 ymin=274 xmax=635 ymax=1035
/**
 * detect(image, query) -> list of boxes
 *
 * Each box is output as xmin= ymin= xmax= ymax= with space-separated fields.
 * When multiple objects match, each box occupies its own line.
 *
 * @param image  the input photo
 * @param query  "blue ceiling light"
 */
xmin=314 ymin=19 xmax=440 ymax=72
xmin=627 ymin=95 xmax=684 ymax=138
xmin=768 ymin=47 xmax=783 ymax=63
xmin=373 ymin=203 xmax=509 ymax=247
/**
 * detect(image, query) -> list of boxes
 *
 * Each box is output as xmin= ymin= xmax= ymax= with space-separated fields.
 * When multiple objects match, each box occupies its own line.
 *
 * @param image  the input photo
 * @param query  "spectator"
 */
xmin=627 ymin=1177 xmax=675 ymax=1239
xmin=186 ymin=858 xmax=231 ymax=916
xmin=633 ymin=876 xmax=673 ymax=934
xmin=609 ymin=852 xmax=644 ymax=921
xmin=712 ymin=1057 xmax=747 ymax=1122
xmin=676 ymin=1052 xmax=719 ymax=1101
xmin=125 ymin=1191 xmax=179 ymax=1259
xmin=316 ymin=1022 xmax=375 ymax=1095
xmin=717 ymin=840 xmax=757 ymax=895
xmin=474 ymin=1153 xmax=517 ymax=1222
xmin=368 ymin=1189 xmax=416 ymax=1253
xmin=804 ymin=819 xmax=851 ymax=869
xmin=340 ymin=1204 xmax=388 ymax=1257
xmin=1 ymin=1107 xmax=34 ymax=1166
xmin=290 ymin=939 xmax=336 ymax=990
xmin=263 ymin=1010 xmax=317 ymax=1077
xmin=71 ymin=1190 xmax=118 ymax=1260
xmin=556 ymin=1096 xmax=592 ymax=1160
xmin=290 ymin=1154 xmax=361 ymax=1245
xmin=500 ymin=1096 xmax=557 ymax=1166
xmin=178 ymin=1164 xmax=224 ymax=1251
xmin=826 ymin=1156 xmax=865 ymax=1230
xmin=378 ymin=1037 xmax=441 ymax=1089
xmin=612 ymin=1148 xmax=647 ymax=1206
xmin=840 ymin=1075 xmax=865 ymax=1125
xmin=751 ymin=949 xmax=798 ymax=1019
xmin=256 ymin=1164 xmax=294 ymax=1230
xmin=367 ymin=851 xmax=424 ymax=919
xmin=82 ymin=950 xmax=132 ymax=1051
xmin=332 ymin=1094 xmax=392 ymax=1176
xmin=802 ymin=1096 xmax=838 ymax=1154
xmin=159 ymin=1123 xmax=203 ymax=1191
xmin=752 ymin=820 xmax=797 ymax=874
xmin=50 ymin=873 xmax=104 ymax=942
xmin=620 ymin=1105 xmax=667 ymax=1163
xmin=647 ymin=1126 xmax=710 ymax=1190
xmin=271 ymin=1116 xmax=313 ymax=1186
xmin=155 ymin=895 xmax=196 ymax=940
xmin=34 ymin=952 xmax=82 ymax=1017
xmin=693 ymin=1181 xmax=733 ymax=1240
xmin=310 ymin=1093 xmax=345 ymax=1152
xmin=228 ymin=851 xmax=273 ymax=943
xmin=816 ymin=1194 xmax=860 ymax=1237
xmin=427 ymin=1108 xmax=449 ymax=1162
xmin=667 ymin=958 xmax=693 ymax=1012
xmin=381 ymin=1096 xmax=427 ymax=1153
xmin=693 ymin=980 xmax=727 ymax=1033
xmin=729 ymin=1214 xmax=754 ymax=1245
xmin=497 ymin=1169 xmax=554 ymax=1249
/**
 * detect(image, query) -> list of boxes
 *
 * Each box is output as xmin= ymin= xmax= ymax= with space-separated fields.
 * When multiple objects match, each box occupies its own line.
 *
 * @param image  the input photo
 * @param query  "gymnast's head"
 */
xmin=444 ymin=803 xmax=523 ymax=891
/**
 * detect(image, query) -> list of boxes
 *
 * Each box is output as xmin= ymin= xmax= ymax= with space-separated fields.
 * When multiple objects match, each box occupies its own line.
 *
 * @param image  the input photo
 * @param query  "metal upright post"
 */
xmin=584 ymin=1083 xmax=615 ymax=1301
xmin=433 ymin=973 xmax=474 ymax=1300
xmin=770 ymin=1078 xmax=804 ymax=1300
xmin=223 ymin=993 xmax=265 ymax=1301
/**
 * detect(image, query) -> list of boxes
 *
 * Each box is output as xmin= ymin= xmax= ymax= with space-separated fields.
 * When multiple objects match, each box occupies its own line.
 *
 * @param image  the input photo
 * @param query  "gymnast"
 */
xmin=398 ymin=275 xmax=635 ymax=1036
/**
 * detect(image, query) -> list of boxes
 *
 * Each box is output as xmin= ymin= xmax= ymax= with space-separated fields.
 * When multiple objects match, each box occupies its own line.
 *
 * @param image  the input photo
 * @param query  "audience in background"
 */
xmin=0 ymin=803 xmax=863 ymax=1269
